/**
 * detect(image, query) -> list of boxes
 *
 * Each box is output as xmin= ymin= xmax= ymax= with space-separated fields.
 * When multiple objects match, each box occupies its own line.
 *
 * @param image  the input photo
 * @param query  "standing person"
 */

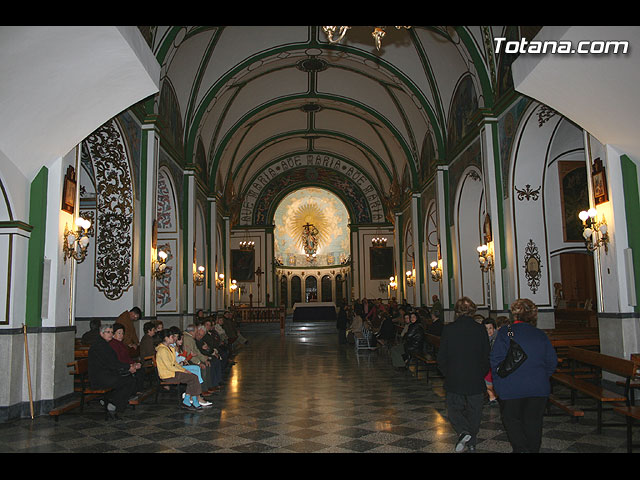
xmin=490 ymin=299 xmax=557 ymax=453
xmin=336 ymin=303 xmax=348 ymax=345
xmin=431 ymin=295 xmax=444 ymax=321
xmin=437 ymin=297 xmax=490 ymax=452
xmin=116 ymin=307 xmax=142 ymax=352
xmin=483 ymin=318 xmax=499 ymax=404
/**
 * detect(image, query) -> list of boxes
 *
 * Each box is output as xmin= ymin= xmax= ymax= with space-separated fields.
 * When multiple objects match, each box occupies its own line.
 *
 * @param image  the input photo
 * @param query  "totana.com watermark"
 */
xmin=495 ymin=37 xmax=630 ymax=55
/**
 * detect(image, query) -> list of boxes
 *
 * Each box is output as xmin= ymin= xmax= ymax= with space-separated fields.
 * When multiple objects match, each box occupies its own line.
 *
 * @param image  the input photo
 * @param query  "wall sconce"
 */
xmin=477 ymin=243 xmax=494 ymax=272
xmin=63 ymin=217 xmax=91 ymax=264
xmin=230 ymin=279 xmax=238 ymax=304
xmin=215 ymin=272 xmax=225 ymax=290
xmin=405 ymin=269 xmax=416 ymax=287
xmin=389 ymin=276 xmax=397 ymax=290
xmin=152 ymin=250 xmax=168 ymax=279
xmin=193 ymin=265 xmax=205 ymax=286
xmin=579 ymin=208 xmax=609 ymax=253
xmin=430 ymin=260 xmax=442 ymax=282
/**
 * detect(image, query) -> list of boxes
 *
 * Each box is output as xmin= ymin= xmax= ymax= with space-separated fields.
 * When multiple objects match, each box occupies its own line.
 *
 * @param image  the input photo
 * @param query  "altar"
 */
xmin=292 ymin=302 xmax=337 ymax=322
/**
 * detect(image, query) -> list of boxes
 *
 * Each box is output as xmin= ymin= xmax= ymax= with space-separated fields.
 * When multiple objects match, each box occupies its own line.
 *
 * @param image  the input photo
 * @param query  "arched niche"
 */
xmin=453 ymin=166 xmax=486 ymax=307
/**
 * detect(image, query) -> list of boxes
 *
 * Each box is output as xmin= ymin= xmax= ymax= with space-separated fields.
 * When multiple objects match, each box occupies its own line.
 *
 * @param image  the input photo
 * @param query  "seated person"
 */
xmin=183 ymin=324 xmax=223 ymax=392
xmin=375 ymin=312 xmax=396 ymax=346
xmin=81 ymin=318 xmax=102 ymax=346
xmin=170 ymin=327 xmax=212 ymax=407
xmin=403 ymin=311 xmax=425 ymax=362
xmin=88 ymin=324 xmax=138 ymax=417
xmin=155 ymin=329 xmax=205 ymax=410
xmin=426 ymin=309 xmax=444 ymax=337
xmin=139 ymin=321 xmax=157 ymax=364
xmin=108 ymin=322 xmax=144 ymax=393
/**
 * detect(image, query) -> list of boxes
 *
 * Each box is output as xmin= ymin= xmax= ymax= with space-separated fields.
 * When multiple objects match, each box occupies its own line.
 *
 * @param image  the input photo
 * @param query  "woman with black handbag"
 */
xmin=490 ymin=299 xmax=557 ymax=453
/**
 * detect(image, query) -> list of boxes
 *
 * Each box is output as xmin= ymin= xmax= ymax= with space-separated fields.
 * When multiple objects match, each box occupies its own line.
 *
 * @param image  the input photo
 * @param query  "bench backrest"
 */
xmin=426 ymin=333 xmax=440 ymax=349
xmin=568 ymin=346 xmax=636 ymax=378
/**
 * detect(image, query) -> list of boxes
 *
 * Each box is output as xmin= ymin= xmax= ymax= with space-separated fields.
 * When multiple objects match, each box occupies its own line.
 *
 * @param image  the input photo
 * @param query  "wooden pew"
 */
xmin=613 ymin=405 xmax=640 ymax=453
xmin=49 ymin=357 xmax=155 ymax=421
xmin=551 ymin=346 xmax=636 ymax=433
xmin=50 ymin=358 xmax=111 ymax=421
xmin=550 ymin=336 xmax=600 ymax=378
xmin=408 ymin=334 xmax=442 ymax=383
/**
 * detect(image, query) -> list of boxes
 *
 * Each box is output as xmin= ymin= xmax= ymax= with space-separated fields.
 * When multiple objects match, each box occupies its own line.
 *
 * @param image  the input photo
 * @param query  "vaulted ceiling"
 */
xmin=144 ymin=26 xmax=515 ymax=203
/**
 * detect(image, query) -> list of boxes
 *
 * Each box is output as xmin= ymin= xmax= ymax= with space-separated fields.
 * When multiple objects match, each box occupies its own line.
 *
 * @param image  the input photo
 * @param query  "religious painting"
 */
xmin=447 ymin=74 xmax=479 ymax=151
xmin=558 ymin=161 xmax=589 ymax=242
xmin=591 ymin=157 xmax=608 ymax=205
xmin=231 ymin=249 xmax=255 ymax=282
xmin=370 ymin=246 xmax=394 ymax=280
xmin=61 ymin=165 xmax=77 ymax=214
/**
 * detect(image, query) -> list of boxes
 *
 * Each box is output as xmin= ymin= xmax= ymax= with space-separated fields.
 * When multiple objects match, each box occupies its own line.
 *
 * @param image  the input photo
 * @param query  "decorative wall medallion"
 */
xmin=523 ymin=239 xmax=542 ymax=294
xmin=515 ymin=184 xmax=541 ymax=201
xmin=537 ymin=105 xmax=557 ymax=127
xmin=85 ymin=120 xmax=134 ymax=300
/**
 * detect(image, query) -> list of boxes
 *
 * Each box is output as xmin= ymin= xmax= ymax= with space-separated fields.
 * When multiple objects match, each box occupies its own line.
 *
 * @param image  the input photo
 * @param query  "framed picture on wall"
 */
xmin=592 ymin=157 xmax=608 ymax=205
xmin=231 ymin=249 xmax=255 ymax=282
xmin=370 ymin=246 xmax=394 ymax=280
xmin=61 ymin=165 xmax=77 ymax=214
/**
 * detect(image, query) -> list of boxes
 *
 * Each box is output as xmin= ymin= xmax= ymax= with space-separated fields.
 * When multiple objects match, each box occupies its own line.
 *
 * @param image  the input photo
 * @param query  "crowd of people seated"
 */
xmin=82 ymin=308 xmax=248 ymax=418
xmin=338 ymin=296 xmax=502 ymax=398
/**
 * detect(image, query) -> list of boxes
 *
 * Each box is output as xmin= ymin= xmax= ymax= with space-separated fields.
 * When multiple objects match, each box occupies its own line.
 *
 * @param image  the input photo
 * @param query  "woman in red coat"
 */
xmin=109 ymin=323 xmax=144 ymax=393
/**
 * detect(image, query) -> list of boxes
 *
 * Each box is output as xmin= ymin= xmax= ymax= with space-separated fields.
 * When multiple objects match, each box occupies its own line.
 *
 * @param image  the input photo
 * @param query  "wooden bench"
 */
xmin=407 ymin=334 xmax=442 ymax=383
xmin=551 ymin=346 xmax=636 ymax=433
xmin=613 ymin=405 xmax=640 ymax=453
xmin=49 ymin=357 xmax=154 ymax=421
xmin=550 ymin=336 xmax=600 ymax=372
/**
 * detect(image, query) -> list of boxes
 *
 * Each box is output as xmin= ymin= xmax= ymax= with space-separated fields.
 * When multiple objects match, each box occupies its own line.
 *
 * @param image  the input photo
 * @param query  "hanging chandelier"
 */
xmin=323 ymin=26 xmax=411 ymax=50
xmin=239 ymin=230 xmax=255 ymax=251
xmin=371 ymin=236 xmax=387 ymax=248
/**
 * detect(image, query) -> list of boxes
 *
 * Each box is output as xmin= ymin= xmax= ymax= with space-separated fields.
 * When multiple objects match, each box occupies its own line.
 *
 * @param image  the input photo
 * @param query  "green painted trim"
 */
xmin=455 ymin=27 xmax=495 ymax=108
xmin=0 ymin=221 xmax=33 ymax=232
xmin=442 ymin=169 xmax=454 ymax=308
xmin=139 ymin=129 xmax=149 ymax=277
xmin=25 ymin=167 xmax=48 ymax=327
xmin=183 ymin=175 xmax=190 ymax=286
xmin=491 ymin=123 xmax=508 ymax=310
xmin=621 ymin=155 xmax=640 ymax=313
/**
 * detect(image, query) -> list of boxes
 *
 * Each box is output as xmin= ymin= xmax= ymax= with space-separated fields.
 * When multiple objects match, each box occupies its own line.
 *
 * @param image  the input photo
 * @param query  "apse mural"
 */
xmin=274 ymin=188 xmax=350 ymax=267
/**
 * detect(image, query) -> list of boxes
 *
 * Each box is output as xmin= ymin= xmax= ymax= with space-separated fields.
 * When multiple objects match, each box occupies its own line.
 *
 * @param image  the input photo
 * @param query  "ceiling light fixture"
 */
xmin=322 ymin=26 xmax=411 ymax=51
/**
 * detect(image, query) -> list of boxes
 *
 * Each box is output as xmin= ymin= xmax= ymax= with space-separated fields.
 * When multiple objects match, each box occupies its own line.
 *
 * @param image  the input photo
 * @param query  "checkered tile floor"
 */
xmin=0 ymin=326 xmax=635 ymax=453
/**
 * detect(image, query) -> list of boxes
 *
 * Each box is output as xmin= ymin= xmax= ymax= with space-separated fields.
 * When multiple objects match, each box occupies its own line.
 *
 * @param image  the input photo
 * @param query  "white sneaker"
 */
xmin=199 ymin=399 xmax=213 ymax=407
xmin=455 ymin=433 xmax=472 ymax=452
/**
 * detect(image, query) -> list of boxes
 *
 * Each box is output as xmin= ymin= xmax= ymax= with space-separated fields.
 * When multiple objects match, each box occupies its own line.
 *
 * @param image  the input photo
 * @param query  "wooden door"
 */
xmin=559 ymin=252 xmax=596 ymax=306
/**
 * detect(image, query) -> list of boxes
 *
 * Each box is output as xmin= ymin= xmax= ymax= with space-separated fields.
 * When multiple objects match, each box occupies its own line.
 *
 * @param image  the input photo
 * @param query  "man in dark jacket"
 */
xmin=437 ymin=297 xmax=490 ymax=452
xmin=88 ymin=324 xmax=137 ymax=417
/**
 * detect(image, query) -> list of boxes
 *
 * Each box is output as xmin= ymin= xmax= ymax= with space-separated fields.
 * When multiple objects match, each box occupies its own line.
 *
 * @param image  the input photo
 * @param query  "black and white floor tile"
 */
xmin=0 ymin=324 xmax=635 ymax=454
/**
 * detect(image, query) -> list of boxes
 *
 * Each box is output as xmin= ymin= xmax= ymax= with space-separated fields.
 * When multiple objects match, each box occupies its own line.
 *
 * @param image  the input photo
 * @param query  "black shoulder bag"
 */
xmin=496 ymin=324 xmax=527 ymax=378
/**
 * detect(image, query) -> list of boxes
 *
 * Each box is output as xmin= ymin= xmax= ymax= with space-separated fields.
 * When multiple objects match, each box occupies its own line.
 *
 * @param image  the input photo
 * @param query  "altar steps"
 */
xmin=287 ymin=321 xmax=336 ymax=336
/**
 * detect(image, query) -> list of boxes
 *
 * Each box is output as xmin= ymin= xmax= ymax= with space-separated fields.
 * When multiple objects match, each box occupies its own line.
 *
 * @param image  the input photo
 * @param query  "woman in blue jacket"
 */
xmin=490 ymin=298 xmax=557 ymax=453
